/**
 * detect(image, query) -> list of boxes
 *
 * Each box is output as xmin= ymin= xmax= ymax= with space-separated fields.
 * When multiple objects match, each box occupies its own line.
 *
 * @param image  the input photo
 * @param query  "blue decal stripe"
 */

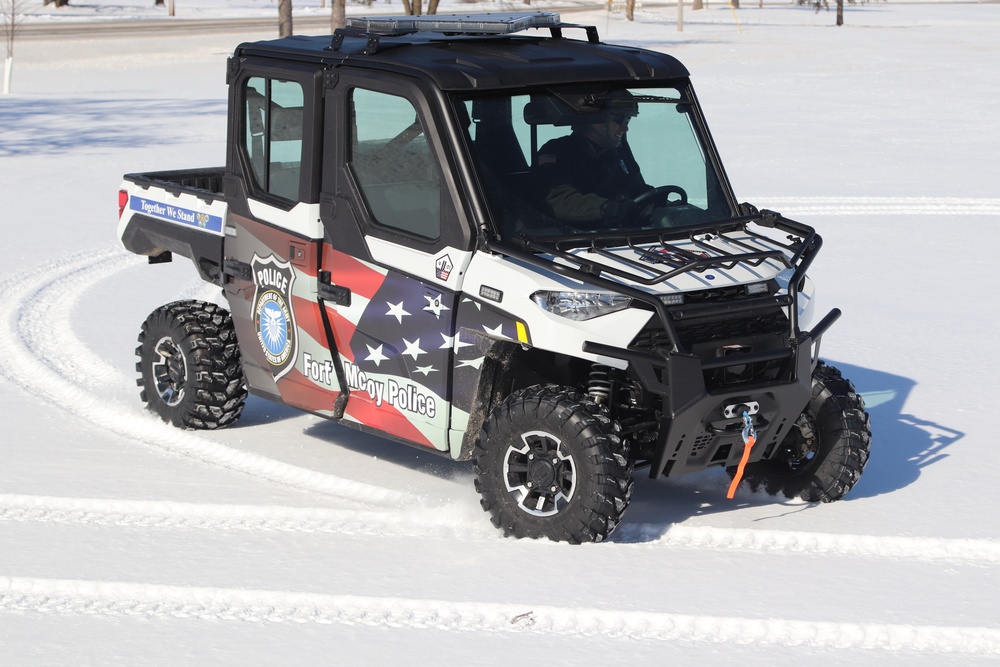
xmin=130 ymin=196 xmax=224 ymax=235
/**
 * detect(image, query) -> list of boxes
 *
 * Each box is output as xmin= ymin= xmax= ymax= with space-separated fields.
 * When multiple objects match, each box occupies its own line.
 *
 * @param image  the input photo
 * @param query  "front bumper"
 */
xmin=584 ymin=308 xmax=839 ymax=479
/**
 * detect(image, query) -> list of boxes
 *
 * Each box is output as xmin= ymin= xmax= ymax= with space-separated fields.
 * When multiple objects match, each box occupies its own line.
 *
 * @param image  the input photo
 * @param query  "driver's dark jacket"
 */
xmin=534 ymin=131 xmax=649 ymax=225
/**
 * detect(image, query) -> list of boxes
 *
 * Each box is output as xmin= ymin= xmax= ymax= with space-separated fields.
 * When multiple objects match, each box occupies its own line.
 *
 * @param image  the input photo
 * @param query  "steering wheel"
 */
xmin=634 ymin=185 xmax=688 ymax=208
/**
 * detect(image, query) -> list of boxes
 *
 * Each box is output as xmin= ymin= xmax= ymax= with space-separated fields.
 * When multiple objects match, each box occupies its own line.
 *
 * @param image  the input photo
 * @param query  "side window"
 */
xmin=349 ymin=88 xmax=441 ymax=239
xmin=244 ymin=77 xmax=304 ymax=201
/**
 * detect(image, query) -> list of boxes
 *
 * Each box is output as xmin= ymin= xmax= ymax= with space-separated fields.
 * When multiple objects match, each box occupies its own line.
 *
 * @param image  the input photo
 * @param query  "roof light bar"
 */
xmin=346 ymin=12 xmax=562 ymax=36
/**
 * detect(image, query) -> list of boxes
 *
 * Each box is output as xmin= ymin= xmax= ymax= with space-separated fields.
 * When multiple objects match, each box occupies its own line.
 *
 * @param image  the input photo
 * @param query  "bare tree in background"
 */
xmin=800 ymin=0 xmax=848 ymax=26
xmin=1 ymin=0 xmax=23 ymax=94
xmin=400 ymin=0 xmax=442 ymax=16
xmin=331 ymin=0 xmax=345 ymax=30
xmin=279 ymin=0 xmax=293 ymax=37
xmin=152 ymin=0 xmax=176 ymax=16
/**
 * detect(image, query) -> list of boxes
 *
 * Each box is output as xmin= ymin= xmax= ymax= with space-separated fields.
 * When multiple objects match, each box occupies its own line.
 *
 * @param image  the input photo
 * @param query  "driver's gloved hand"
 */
xmin=601 ymin=196 xmax=638 ymax=224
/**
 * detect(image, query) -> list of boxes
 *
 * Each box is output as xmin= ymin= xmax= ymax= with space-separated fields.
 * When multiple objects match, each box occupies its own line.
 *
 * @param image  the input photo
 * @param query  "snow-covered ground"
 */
xmin=2 ymin=2 xmax=1000 ymax=664
xmin=16 ymin=0 xmax=386 ymax=22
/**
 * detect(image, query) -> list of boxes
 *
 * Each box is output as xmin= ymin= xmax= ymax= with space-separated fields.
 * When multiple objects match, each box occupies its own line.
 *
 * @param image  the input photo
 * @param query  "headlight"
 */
xmin=531 ymin=291 xmax=632 ymax=321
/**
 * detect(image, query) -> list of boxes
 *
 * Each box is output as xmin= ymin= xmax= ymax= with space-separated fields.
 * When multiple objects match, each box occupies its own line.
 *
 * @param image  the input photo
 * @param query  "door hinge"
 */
xmin=318 ymin=270 xmax=351 ymax=306
xmin=224 ymin=259 xmax=253 ymax=282
xmin=226 ymin=57 xmax=240 ymax=85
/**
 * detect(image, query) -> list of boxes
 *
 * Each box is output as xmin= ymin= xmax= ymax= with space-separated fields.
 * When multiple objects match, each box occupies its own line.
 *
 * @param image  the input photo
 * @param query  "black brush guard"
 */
xmin=491 ymin=211 xmax=843 ymax=478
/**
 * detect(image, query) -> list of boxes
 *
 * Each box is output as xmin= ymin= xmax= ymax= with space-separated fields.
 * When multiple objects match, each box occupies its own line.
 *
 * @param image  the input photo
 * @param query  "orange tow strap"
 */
xmin=727 ymin=412 xmax=756 ymax=499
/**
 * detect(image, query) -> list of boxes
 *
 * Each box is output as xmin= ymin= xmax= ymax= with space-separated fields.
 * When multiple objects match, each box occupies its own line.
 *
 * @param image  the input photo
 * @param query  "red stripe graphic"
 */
xmin=344 ymin=398 xmax=434 ymax=449
xmin=276 ymin=367 xmax=337 ymax=413
xmin=324 ymin=247 xmax=386 ymax=301
xmin=323 ymin=305 xmax=356 ymax=363
xmin=292 ymin=295 xmax=327 ymax=347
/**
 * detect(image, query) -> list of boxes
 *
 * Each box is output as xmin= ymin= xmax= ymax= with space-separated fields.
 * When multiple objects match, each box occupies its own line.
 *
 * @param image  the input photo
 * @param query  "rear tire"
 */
xmin=474 ymin=385 xmax=633 ymax=543
xmin=739 ymin=361 xmax=871 ymax=502
xmin=136 ymin=300 xmax=247 ymax=430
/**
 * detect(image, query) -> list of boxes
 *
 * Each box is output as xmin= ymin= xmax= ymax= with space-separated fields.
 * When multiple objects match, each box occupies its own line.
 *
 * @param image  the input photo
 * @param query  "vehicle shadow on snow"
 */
xmin=230 ymin=394 xmax=472 ymax=481
xmin=0 ymin=97 xmax=226 ymax=157
xmin=615 ymin=361 xmax=964 ymax=539
xmin=829 ymin=361 xmax=963 ymax=498
xmin=302 ymin=418 xmax=472 ymax=481
xmin=235 ymin=395 xmax=308 ymax=427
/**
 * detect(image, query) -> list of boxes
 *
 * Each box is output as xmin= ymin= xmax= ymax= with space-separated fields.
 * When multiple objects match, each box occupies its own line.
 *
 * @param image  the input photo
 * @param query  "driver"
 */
xmin=534 ymin=91 xmax=652 ymax=227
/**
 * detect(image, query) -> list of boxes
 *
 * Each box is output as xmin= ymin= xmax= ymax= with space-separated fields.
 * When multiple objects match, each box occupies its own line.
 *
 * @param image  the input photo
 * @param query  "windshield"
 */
xmin=457 ymin=85 xmax=733 ymax=240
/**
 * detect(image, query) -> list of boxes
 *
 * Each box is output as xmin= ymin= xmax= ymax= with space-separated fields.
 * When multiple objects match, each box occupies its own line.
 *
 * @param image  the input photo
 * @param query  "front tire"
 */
xmin=136 ymin=300 xmax=247 ymax=430
xmin=474 ymin=385 xmax=633 ymax=543
xmin=739 ymin=361 xmax=871 ymax=502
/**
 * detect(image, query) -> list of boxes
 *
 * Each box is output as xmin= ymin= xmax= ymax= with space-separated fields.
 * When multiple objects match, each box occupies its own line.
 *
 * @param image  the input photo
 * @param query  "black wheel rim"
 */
xmin=502 ymin=430 xmax=577 ymax=517
xmin=151 ymin=335 xmax=187 ymax=407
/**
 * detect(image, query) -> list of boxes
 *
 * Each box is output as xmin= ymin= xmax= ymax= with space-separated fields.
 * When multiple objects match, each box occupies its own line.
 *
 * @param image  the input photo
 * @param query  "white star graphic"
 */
xmin=483 ymin=323 xmax=506 ymax=338
xmin=385 ymin=301 xmax=410 ymax=324
xmin=444 ymin=331 xmax=474 ymax=351
xmin=423 ymin=294 xmax=451 ymax=319
xmin=414 ymin=365 xmax=438 ymax=376
xmin=365 ymin=343 xmax=389 ymax=367
xmin=458 ymin=357 xmax=485 ymax=370
xmin=462 ymin=297 xmax=482 ymax=311
xmin=402 ymin=338 xmax=426 ymax=361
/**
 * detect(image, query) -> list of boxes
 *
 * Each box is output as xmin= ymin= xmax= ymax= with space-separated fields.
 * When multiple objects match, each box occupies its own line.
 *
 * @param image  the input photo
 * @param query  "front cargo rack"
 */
xmin=330 ymin=12 xmax=600 ymax=54
xmin=493 ymin=212 xmax=822 ymax=354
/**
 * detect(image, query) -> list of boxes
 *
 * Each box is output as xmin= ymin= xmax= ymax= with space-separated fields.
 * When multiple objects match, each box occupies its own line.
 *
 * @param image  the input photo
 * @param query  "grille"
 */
xmin=680 ymin=283 xmax=772 ymax=305
xmin=632 ymin=310 xmax=789 ymax=351
xmin=630 ymin=309 xmax=792 ymax=392
xmin=675 ymin=311 xmax=788 ymax=349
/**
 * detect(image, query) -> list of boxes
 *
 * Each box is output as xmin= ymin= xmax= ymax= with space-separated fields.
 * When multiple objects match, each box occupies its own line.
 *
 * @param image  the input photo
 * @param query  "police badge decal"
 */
xmin=251 ymin=254 xmax=297 ymax=379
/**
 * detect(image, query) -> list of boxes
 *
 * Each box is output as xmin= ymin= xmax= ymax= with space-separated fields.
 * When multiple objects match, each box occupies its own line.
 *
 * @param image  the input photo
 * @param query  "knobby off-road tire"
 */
xmin=136 ymin=300 xmax=247 ymax=430
xmin=739 ymin=361 xmax=871 ymax=502
xmin=474 ymin=385 xmax=634 ymax=544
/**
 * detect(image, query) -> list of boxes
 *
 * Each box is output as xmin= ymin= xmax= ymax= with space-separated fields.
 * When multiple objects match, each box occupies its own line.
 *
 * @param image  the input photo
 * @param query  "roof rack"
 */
xmin=329 ymin=12 xmax=600 ymax=55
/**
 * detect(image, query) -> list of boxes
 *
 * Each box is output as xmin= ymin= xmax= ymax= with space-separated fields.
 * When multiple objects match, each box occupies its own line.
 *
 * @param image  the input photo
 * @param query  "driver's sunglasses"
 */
xmin=608 ymin=113 xmax=631 ymax=126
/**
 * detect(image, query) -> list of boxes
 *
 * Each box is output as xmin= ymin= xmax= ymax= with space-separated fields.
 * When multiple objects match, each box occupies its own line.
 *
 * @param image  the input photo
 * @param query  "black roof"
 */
xmin=233 ymin=14 xmax=689 ymax=92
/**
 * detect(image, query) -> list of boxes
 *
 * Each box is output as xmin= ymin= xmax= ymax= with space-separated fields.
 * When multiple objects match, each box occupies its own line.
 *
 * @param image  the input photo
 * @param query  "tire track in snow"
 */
xmin=0 ymin=248 xmax=419 ymax=508
xmin=3 ymin=576 xmax=999 ymax=655
xmin=750 ymin=196 xmax=1000 ymax=216
xmin=615 ymin=522 xmax=1000 ymax=565
xmin=0 ymin=493 xmax=495 ymax=541
xmin=3 ymin=493 xmax=998 ymax=565
xmin=17 ymin=247 xmax=139 ymax=390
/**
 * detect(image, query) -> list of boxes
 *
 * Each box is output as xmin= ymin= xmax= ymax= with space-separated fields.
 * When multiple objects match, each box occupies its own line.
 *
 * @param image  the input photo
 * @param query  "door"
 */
xmin=318 ymin=74 xmax=474 ymax=453
xmin=223 ymin=64 xmax=346 ymax=418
